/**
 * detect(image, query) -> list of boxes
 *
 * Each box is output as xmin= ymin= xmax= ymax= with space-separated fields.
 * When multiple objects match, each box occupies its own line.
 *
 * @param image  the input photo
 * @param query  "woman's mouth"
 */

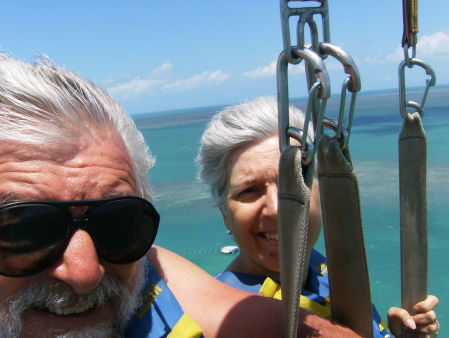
xmin=261 ymin=232 xmax=278 ymax=241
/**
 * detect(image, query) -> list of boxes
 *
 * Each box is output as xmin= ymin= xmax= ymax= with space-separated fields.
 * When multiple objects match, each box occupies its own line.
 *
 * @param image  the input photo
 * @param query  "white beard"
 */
xmin=0 ymin=260 xmax=147 ymax=338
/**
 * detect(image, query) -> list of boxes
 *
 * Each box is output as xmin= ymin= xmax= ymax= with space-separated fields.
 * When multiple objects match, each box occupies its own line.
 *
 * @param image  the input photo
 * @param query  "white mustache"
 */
xmin=11 ymin=274 xmax=126 ymax=314
xmin=0 ymin=260 xmax=147 ymax=338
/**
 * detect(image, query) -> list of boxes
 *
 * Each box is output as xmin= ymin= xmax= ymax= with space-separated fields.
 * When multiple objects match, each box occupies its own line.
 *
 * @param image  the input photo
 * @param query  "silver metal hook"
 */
xmin=277 ymin=47 xmax=329 ymax=165
xmin=280 ymin=0 xmax=330 ymax=64
xmin=296 ymin=13 xmax=324 ymax=59
xmin=398 ymin=58 xmax=436 ymax=118
xmin=319 ymin=43 xmax=360 ymax=149
xmin=403 ymin=43 xmax=417 ymax=67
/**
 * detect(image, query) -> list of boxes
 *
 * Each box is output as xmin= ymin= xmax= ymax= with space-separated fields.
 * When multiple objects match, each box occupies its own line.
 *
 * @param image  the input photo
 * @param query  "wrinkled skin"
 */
xmin=0 ymin=130 xmax=144 ymax=337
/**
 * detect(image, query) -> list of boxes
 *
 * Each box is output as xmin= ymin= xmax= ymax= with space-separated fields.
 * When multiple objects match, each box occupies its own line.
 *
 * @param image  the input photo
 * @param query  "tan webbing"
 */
xmin=278 ymin=145 xmax=315 ymax=338
xmin=317 ymin=134 xmax=374 ymax=337
xmin=399 ymin=112 xmax=427 ymax=338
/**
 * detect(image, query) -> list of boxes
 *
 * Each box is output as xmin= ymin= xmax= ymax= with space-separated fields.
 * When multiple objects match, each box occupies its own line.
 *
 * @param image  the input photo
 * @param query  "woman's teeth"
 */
xmin=263 ymin=232 xmax=278 ymax=241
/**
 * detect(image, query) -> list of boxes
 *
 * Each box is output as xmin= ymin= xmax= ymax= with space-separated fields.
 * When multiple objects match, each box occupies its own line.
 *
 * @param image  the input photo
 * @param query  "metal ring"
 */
xmin=435 ymin=319 xmax=440 ymax=336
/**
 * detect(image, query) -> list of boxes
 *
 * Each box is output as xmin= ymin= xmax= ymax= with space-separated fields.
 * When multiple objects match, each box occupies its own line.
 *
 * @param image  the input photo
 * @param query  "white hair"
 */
xmin=0 ymin=53 xmax=154 ymax=199
xmin=196 ymin=96 xmax=314 ymax=209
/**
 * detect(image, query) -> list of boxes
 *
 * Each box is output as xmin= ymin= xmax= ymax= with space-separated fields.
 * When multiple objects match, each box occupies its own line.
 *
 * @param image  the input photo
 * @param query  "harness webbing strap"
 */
xmin=317 ymin=134 xmax=373 ymax=338
xmin=402 ymin=0 xmax=418 ymax=48
xmin=399 ymin=112 xmax=428 ymax=338
xmin=278 ymin=145 xmax=314 ymax=338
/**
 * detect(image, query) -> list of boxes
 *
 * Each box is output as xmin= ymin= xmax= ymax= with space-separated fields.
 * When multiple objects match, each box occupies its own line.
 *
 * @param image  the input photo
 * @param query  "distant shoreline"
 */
xmin=131 ymin=84 xmax=449 ymax=119
xmin=132 ymin=85 xmax=449 ymax=130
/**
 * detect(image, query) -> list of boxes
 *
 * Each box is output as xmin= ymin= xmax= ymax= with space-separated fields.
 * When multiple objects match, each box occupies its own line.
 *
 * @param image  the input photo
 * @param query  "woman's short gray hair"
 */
xmin=0 ymin=53 xmax=154 ymax=199
xmin=197 ymin=96 xmax=313 ymax=209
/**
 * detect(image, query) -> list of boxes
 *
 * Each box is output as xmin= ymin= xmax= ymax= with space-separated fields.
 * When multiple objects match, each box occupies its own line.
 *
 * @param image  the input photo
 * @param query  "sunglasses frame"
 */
xmin=0 ymin=195 xmax=160 ymax=277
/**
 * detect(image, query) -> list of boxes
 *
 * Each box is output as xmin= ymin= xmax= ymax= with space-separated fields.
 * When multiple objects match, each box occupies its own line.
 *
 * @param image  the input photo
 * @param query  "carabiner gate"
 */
xmin=398 ymin=58 xmax=436 ymax=118
xmin=319 ymin=43 xmax=360 ymax=149
xmin=277 ymin=47 xmax=329 ymax=165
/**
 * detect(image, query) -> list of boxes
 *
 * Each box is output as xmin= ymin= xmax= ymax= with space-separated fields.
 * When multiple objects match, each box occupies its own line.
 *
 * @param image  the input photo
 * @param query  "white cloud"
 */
xmin=107 ymin=62 xmax=172 ymax=99
xmin=161 ymin=70 xmax=229 ymax=93
xmin=152 ymin=62 xmax=173 ymax=76
xmin=242 ymin=60 xmax=305 ymax=79
xmin=363 ymin=49 xmax=402 ymax=64
xmin=107 ymin=77 xmax=165 ymax=99
xmin=364 ymin=30 xmax=449 ymax=64
xmin=385 ymin=48 xmax=404 ymax=63
xmin=107 ymin=63 xmax=230 ymax=99
xmin=243 ymin=61 xmax=277 ymax=78
xmin=419 ymin=31 xmax=449 ymax=58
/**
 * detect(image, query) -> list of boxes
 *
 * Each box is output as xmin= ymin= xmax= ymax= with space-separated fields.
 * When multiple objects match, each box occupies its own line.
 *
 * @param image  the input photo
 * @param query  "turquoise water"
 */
xmin=134 ymin=87 xmax=449 ymax=334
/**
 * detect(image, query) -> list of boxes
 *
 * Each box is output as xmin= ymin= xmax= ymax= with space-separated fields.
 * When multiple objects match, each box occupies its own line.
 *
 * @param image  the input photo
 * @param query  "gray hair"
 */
xmin=0 ymin=53 xmax=154 ymax=199
xmin=196 ymin=96 xmax=313 ymax=209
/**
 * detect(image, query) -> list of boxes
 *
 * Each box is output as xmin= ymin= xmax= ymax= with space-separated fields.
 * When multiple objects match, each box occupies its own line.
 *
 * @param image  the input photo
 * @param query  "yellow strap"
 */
xmin=136 ymin=283 xmax=163 ymax=319
xmin=258 ymin=277 xmax=282 ymax=298
xmin=258 ymin=277 xmax=331 ymax=318
xmin=167 ymin=313 xmax=203 ymax=338
xmin=378 ymin=319 xmax=392 ymax=338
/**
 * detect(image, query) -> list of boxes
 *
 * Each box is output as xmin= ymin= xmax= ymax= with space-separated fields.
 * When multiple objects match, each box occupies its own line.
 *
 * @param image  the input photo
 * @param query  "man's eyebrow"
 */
xmin=0 ymin=192 xmax=30 ymax=205
xmin=0 ymin=191 xmax=137 ymax=205
xmin=102 ymin=192 xmax=135 ymax=199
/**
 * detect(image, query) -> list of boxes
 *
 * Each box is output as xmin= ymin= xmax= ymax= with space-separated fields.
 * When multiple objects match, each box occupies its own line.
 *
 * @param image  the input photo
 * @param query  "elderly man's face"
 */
xmin=0 ymin=130 xmax=145 ymax=337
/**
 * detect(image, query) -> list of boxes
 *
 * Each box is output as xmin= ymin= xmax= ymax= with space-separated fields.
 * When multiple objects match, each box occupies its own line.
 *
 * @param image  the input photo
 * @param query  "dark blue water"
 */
xmin=134 ymin=86 xmax=449 ymax=333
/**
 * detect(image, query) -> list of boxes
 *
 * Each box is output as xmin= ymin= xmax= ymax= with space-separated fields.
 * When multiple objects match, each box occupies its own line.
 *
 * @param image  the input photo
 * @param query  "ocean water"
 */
xmin=133 ymin=86 xmax=449 ymax=334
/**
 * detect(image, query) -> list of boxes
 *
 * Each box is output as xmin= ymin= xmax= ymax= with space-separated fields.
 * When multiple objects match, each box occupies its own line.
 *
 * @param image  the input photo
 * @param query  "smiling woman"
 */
xmin=221 ymin=135 xmax=321 ymax=279
xmin=196 ymin=95 xmax=439 ymax=337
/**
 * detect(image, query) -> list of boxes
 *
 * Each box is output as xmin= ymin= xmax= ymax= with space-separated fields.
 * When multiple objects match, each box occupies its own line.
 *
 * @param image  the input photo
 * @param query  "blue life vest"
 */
xmin=216 ymin=249 xmax=393 ymax=338
xmin=126 ymin=261 xmax=203 ymax=338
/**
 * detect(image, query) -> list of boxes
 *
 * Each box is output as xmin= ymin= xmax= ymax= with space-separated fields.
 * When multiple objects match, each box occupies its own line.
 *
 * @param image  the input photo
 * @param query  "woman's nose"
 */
xmin=262 ymin=184 xmax=278 ymax=218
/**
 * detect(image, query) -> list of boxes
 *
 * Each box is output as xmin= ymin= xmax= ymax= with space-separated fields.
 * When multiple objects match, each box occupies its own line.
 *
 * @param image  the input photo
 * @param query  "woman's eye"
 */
xmin=240 ymin=187 xmax=256 ymax=195
xmin=236 ymin=186 xmax=261 ymax=200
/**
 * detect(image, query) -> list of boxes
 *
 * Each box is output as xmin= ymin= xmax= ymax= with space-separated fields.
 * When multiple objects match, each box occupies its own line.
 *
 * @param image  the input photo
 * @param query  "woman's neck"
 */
xmin=225 ymin=252 xmax=311 ymax=287
xmin=225 ymin=255 xmax=281 ymax=282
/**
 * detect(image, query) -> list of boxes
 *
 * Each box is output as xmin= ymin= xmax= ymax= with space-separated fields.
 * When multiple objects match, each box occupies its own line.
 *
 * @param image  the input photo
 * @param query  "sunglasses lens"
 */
xmin=89 ymin=198 xmax=159 ymax=264
xmin=0 ymin=205 xmax=68 ymax=276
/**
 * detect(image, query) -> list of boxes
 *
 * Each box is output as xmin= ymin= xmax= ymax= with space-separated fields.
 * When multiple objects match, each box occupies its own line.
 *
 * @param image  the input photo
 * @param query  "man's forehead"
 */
xmin=0 ymin=141 xmax=78 ymax=164
xmin=0 ymin=132 xmax=137 ymax=203
xmin=0 ymin=125 xmax=122 ymax=162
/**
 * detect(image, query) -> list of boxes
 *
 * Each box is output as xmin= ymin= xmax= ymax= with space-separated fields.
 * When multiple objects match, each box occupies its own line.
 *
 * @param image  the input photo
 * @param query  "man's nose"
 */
xmin=263 ymin=184 xmax=278 ymax=218
xmin=48 ymin=229 xmax=105 ymax=294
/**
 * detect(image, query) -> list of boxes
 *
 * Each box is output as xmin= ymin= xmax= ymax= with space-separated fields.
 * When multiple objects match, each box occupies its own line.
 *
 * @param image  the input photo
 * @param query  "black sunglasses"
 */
xmin=0 ymin=196 xmax=159 ymax=277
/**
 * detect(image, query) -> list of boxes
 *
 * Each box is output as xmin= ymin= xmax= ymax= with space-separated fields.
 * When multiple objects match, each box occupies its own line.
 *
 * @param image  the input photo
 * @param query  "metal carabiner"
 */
xmin=296 ymin=13 xmax=320 ymax=58
xmin=398 ymin=58 xmax=436 ymax=118
xmin=321 ymin=78 xmax=355 ymax=148
xmin=319 ymin=43 xmax=361 ymax=149
xmin=277 ymin=47 xmax=330 ymax=165
xmin=403 ymin=43 xmax=417 ymax=67
xmin=280 ymin=0 xmax=330 ymax=64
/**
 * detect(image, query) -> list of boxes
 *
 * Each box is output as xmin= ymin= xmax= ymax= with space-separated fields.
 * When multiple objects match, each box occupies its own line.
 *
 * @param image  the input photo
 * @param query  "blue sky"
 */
xmin=1 ymin=1 xmax=448 ymax=114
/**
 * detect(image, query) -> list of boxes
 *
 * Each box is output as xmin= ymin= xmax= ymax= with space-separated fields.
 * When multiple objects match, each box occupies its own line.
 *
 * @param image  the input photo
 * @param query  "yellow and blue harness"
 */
xmin=216 ymin=249 xmax=393 ymax=338
xmin=125 ymin=262 xmax=203 ymax=338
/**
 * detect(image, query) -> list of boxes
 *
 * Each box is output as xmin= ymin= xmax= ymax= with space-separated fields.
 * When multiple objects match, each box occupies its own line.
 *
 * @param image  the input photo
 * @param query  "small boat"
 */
xmin=221 ymin=245 xmax=239 ymax=254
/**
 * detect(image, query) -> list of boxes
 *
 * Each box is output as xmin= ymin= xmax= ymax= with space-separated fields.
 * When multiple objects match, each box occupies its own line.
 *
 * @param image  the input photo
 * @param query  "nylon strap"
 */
xmin=278 ymin=145 xmax=314 ymax=338
xmin=167 ymin=313 xmax=203 ymax=338
xmin=317 ymin=134 xmax=373 ymax=338
xmin=399 ymin=112 xmax=428 ymax=338
xmin=402 ymin=0 xmax=418 ymax=48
